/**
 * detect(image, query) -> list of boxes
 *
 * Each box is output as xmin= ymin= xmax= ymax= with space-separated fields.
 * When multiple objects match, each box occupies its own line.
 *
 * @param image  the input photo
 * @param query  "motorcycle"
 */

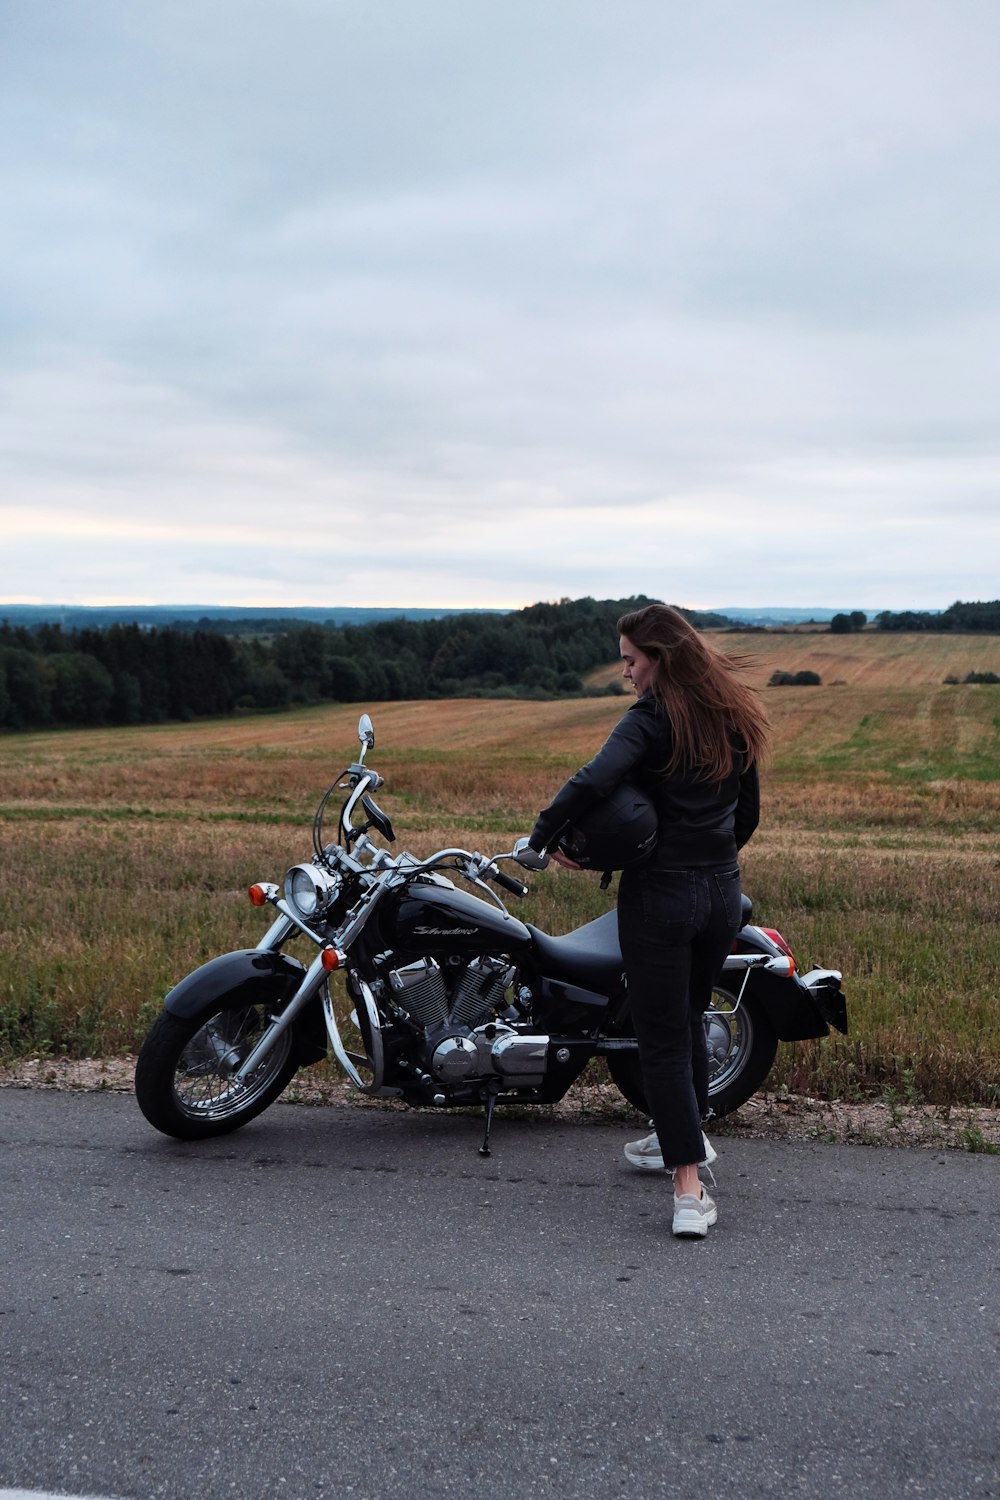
xmin=135 ymin=714 xmax=847 ymax=1154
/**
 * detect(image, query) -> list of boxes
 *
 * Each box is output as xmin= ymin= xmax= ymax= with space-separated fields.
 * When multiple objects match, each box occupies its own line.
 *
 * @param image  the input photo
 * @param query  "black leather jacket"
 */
xmin=528 ymin=693 xmax=759 ymax=869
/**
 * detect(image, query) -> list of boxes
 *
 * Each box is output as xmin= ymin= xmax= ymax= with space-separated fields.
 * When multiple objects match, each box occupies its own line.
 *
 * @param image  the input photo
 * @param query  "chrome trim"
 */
xmin=321 ymin=982 xmax=366 ymax=1090
xmin=254 ymin=913 xmax=298 ymax=951
xmin=340 ymin=769 xmax=379 ymax=841
xmin=321 ymin=976 xmax=386 ymax=1094
xmin=353 ymin=978 xmax=385 ymax=1095
xmin=269 ymin=898 xmax=327 ymax=946
xmin=800 ymin=966 xmax=843 ymax=986
xmin=720 ymin=952 xmax=785 ymax=972
xmin=284 ymin=862 xmax=342 ymax=920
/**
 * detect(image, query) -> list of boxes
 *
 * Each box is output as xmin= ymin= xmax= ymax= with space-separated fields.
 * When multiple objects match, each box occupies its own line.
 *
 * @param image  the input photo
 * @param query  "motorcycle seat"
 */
xmin=525 ymin=910 xmax=624 ymax=988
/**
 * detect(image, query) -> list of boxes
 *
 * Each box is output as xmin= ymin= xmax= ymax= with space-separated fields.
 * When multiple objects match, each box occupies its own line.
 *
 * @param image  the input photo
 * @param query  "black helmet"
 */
xmin=556 ymin=783 xmax=658 ymax=871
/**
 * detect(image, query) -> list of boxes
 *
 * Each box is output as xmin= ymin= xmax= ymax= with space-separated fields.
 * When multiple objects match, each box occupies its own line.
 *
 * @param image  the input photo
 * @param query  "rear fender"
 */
xmin=799 ymin=968 xmax=849 ymax=1034
xmin=734 ymin=966 xmax=831 ymax=1042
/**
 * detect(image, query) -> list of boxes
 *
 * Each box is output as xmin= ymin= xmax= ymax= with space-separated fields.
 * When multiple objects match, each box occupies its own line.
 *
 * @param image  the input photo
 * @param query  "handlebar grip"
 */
xmin=493 ymin=869 xmax=529 ymax=898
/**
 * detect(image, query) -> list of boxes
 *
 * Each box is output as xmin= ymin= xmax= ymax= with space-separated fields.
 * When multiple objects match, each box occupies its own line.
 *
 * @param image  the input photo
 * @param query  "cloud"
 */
xmin=1 ymin=0 xmax=998 ymax=610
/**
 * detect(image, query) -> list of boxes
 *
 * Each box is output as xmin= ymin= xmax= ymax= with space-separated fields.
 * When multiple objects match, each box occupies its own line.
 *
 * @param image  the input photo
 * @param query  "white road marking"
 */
xmin=0 ymin=1490 xmax=123 ymax=1500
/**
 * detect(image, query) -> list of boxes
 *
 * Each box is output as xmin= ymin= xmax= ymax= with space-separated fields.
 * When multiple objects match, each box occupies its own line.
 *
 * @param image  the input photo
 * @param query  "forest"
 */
xmin=0 ymin=595 xmax=726 ymax=729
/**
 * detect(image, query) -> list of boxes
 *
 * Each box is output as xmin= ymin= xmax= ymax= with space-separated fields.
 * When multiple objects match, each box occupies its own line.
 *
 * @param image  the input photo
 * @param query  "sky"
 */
xmin=2 ymin=0 xmax=999 ymax=614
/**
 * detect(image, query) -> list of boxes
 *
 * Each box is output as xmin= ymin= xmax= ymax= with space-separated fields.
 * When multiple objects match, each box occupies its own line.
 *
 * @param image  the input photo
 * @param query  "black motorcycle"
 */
xmin=135 ymin=714 xmax=847 ymax=1153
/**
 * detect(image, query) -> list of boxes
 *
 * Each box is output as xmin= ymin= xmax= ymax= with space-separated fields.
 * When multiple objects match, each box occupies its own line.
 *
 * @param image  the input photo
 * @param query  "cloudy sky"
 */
xmin=2 ymin=1 xmax=998 ymax=612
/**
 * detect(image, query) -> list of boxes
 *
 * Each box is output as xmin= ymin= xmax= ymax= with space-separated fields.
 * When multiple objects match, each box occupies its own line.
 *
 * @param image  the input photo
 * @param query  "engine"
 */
xmin=386 ymin=954 xmax=549 ymax=1089
xmin=388 ymin=953 xmax=512 ymax=1029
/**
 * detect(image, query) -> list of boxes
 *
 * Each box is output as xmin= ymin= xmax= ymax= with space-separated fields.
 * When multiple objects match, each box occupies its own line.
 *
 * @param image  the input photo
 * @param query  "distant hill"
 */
xmin=714 ymin=606 xmax=891 ymax=626
xmin=0 ymin=602 xmax=891 ymax=630
xmin=0 ymin=604 xmax=500 ymax=631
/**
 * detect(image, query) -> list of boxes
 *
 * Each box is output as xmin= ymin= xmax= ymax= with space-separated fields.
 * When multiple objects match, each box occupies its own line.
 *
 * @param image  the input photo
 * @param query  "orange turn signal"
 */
xmin=321 ymin=947 xmax=345 ymax=972
xmin=248 ymin=884 xmax=269 ymax=907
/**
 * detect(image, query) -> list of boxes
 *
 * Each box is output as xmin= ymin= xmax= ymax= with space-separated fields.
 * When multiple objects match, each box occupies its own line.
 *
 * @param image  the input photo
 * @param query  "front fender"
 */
xmin=164 ymin=949 xmax=307 ymax=1022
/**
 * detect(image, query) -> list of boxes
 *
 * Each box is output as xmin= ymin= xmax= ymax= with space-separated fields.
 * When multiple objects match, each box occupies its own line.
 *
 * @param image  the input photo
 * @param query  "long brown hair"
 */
xmin=617 ymin=603 xmax=769 ymax=782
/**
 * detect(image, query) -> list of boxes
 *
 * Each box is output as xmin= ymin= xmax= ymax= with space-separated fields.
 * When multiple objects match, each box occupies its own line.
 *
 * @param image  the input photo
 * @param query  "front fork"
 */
xmin=231 ymin=944 xmax=330 ymax=1084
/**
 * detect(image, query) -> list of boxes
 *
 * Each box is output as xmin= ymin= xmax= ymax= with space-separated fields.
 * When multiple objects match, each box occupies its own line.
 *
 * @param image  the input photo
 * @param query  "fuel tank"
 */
xmin=378 ymin=878 xmax=533 ymax=962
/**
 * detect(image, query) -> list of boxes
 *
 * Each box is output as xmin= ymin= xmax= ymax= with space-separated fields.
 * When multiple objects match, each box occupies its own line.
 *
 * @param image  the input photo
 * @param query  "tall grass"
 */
xmin=1 ymin=671 xmax=998 ymax=1105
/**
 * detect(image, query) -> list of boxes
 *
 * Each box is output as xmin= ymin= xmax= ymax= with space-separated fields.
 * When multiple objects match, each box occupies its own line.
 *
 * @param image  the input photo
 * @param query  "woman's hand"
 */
xmin=548 ymin=849 xmax=582 ymax=870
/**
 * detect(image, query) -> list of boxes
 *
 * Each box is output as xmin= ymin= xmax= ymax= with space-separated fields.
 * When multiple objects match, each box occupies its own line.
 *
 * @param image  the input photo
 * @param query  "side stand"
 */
xmin=479 ymin=1086 xmax=500 ymax=1156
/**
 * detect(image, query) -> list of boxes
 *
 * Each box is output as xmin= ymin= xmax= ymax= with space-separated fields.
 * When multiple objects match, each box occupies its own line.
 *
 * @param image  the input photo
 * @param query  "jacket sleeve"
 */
xmin=528 ymin=700 xmax=662 ymax=852
xmin=734 ymin=762 xmax=760 ymax=850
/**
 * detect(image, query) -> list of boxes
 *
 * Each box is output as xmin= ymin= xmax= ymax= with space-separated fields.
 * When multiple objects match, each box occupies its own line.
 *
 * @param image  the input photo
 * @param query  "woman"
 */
xmin=526 ymin=603 xmax=768 ymax=1238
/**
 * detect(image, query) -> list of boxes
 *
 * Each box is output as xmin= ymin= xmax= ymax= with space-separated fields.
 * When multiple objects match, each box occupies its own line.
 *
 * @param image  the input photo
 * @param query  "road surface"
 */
xmin=1 ymin=1089 xmax=997 ymax=1499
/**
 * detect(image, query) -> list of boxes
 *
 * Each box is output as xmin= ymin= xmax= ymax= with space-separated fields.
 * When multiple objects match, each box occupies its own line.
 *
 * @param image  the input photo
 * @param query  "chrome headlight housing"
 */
xmin=284 ymin=863 xmax=343 ymax=920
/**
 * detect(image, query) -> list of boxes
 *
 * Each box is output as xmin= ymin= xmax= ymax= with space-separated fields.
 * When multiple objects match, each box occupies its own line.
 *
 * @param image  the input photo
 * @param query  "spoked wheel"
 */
xmin=135 ymin=1005 xmax=299 ymax=1140
xmin=605 ymin=985 xmax=778 ymax=1120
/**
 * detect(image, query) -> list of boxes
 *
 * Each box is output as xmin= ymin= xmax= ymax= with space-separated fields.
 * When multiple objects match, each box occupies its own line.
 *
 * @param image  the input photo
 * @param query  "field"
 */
xmin=0 ymin=631 xmax=998 ymax=1121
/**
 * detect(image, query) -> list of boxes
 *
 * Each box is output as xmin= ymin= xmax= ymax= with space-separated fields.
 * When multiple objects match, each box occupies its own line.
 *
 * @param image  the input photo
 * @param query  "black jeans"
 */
xmin=617 ymin=864 xmax=743 ymax=1169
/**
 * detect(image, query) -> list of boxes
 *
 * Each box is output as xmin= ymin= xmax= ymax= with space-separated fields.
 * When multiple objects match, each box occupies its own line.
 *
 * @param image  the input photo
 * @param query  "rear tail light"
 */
xmin=761 ymin=926 xmax=796 ymax=973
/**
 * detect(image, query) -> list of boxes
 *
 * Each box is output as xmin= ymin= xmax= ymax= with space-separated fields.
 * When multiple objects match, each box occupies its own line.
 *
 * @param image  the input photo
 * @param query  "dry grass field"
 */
xmin=589 ymin=627 xmax=1000 ymax=691
xmin=1 ymin=631 xmax=998 ymax=1123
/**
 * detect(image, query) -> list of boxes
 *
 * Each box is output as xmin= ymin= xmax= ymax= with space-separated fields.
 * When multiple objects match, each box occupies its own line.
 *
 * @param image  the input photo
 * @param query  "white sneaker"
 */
xmin=623 ymin=1127 xmax=717 ymax=1172
xmin=672 ymin=1188 xmax=718 ymax=1238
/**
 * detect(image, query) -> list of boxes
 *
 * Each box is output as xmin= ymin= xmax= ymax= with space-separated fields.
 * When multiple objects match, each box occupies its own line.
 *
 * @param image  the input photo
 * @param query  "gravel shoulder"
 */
xmin=2 ymin=1054 xmax=998 ymax=1153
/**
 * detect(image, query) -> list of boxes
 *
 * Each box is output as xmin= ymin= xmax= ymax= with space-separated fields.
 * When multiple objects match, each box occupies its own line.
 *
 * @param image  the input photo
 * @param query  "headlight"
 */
xmin=284 ymin=863 xmax=342 ymax=919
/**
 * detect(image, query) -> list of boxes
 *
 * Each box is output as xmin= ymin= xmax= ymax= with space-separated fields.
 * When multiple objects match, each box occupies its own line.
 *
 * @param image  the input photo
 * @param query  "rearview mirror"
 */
xmin=358 ymin=713 xmax=374 ymax=750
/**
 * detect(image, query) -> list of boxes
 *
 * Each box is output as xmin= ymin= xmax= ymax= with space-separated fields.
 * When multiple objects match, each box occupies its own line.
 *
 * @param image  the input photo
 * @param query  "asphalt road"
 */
xmin=1 ymin=1089 xmax=997 ymax=1500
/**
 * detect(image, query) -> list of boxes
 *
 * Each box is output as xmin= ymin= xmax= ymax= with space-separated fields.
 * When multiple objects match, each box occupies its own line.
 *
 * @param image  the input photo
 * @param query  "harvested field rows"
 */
xmin=589 ymin=628 xmax=1000 ymax=689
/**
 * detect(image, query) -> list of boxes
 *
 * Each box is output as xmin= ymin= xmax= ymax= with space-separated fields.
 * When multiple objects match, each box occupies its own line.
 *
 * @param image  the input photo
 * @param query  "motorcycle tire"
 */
xmin=605 ymin=985 xmax=778 ymax=1120
xmin=135 ymin=1004 xmax=299 ymax=1140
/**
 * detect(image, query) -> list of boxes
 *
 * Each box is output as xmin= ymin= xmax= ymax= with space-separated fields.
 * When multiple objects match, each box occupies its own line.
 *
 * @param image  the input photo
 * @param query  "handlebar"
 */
xmin=320 ymin=741 xmax=532 ymax=905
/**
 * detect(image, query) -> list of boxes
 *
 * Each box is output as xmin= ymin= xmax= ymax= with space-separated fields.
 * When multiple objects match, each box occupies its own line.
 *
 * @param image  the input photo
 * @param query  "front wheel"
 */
xmin=135 ymin=1005 xmax=299 ymax=1140
xmin=605 ymin=986 xmax=778 ymax=1120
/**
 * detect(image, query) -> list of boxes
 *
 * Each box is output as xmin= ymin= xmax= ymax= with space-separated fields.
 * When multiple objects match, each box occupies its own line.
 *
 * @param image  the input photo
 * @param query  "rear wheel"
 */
xmin=605 ymin=985 xmax=778 ymax=1120
xmin=135 ymin=1005 xmax=298 ymax=1140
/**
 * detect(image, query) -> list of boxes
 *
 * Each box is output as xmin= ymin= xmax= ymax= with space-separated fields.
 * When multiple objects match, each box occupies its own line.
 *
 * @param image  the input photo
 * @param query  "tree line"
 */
xmin=830 ymin=611 xmax=868 ymax=633
xmin=0 ymin=596 xmax=730 ymax=730
xmin=875 ymin=600 xmax=1000 ymax=631
xmin=826 ymin=602 xmax=1000 ymax=633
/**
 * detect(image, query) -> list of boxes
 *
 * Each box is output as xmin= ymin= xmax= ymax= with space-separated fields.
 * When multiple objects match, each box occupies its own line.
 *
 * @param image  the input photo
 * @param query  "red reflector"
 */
xmin=248 ymin=884 xmax=268 ymax=907
xmin=321 ymin=947 xmax=344 ymax=972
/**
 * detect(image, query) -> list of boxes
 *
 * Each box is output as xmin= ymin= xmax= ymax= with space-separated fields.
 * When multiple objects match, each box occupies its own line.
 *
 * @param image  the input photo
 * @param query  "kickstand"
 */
xmin=478 ymin=1088 xmax=499 ymax=1157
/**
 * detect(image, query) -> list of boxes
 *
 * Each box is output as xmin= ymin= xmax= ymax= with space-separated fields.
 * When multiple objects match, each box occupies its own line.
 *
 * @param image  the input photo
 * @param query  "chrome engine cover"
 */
xmin=429 ymin=1023 xmax=549 ymax=1086
xmin=431 ymin=1035 xmax=480 ymax=1082
xmin=490 ymin=1030 xmax=548 ymax=1079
